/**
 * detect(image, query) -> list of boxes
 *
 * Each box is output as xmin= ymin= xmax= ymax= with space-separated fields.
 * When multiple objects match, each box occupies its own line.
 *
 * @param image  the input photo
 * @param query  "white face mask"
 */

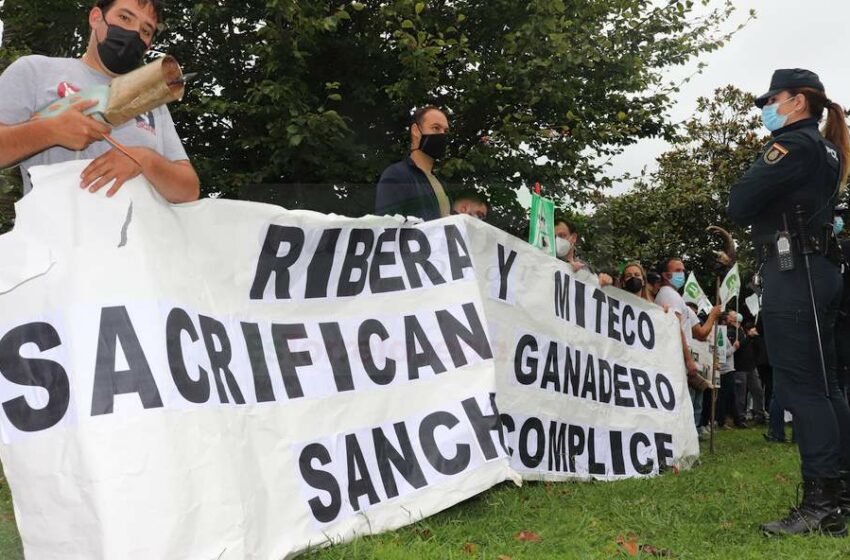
xmin=556 ymin=237 xmax=571 ymax=258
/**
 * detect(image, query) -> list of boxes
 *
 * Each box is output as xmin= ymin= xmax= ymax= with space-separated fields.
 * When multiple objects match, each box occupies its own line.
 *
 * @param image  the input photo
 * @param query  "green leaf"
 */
xmin=415 ymin=2 xmax=425 ymax=15
xmin=401 ymin=19 xmax=415 ymax=29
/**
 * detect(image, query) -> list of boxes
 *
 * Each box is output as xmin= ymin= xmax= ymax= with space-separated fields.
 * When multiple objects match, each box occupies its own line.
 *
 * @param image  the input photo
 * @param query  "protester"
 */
xmin=752 ymin=317 xmax=774 ymax=410
xmin=375 ymin=105 xmax=450 ymax=220
xmin=554 ymin=218 xmax=613 ymax=287
xmin=646 ymin=271 xmax=662 ymax=299
xmin=451 ymin=191 xmax=488 ymax=220
xmin=0 ymin=0 xmax=199 ymax=203
xmin=736 ymin=318 xmax=767 ymax=424
xmin=619 ymin=261 xmax=653 ymax=302
xmin=725 ymin=313 xmax=756 ymax=428
xmin=653 ymin=257 xmax=711 ymax=428
xmin=690 ymin=303 xmax=722 ymax=343
xmin=655 ymin=258 xmax=722 ymax=342
xmin=715 ymin=314 xmax=742 ymax=429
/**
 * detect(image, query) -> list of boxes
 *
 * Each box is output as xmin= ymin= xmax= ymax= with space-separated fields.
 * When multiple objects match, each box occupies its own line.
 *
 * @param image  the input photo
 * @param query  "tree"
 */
xmin=0 ymin=0 xmax=747 ymax=235
xmin=586 ymin=85 xmax=765 ymax=288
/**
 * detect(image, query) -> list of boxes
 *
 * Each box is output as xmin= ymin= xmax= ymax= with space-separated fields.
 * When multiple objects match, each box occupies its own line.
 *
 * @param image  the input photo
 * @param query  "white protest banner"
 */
xmin=688 ymin=339 xmax=715 ymax=386
xmin=718 ymin=264 xmax=741 ymax=306
xmin=683 ymin=273 xmax=712 ymax=315
xmin=479 ymin=229 xmax=699 ymax=481
xmin=0 ymin=161 xmax=698 ymax=559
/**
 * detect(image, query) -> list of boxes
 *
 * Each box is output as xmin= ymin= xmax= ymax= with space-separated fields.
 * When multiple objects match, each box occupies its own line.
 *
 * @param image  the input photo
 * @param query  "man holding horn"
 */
xmin=0 ymin=0 xmax=199 ymax=202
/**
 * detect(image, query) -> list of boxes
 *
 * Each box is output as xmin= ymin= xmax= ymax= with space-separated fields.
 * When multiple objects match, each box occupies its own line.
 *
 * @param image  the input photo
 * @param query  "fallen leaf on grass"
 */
xmin=616 ymin=534 xmax=639 ymax=556
xmin=497 ymin=556 xmax=513 ymax=560
xmin=413 ymin=527 xmax=432 ymax=539
xmin=640 ymin=543 xmax=674 ymax=557
xmin=775 ymin=473 xmax=791 ymax=483
xmin=616 ymin=534 xmax=675 ymax=557
xmin=514 ymin=531 xmax=541 ymax=542
xmin=462 ymin=542 xmax=478 ymax=555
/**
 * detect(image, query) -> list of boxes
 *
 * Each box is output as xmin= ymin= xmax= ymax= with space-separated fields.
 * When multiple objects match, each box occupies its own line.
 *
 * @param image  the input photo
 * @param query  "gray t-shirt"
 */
xmin=0 ymin=55 xmax=189 ymax=195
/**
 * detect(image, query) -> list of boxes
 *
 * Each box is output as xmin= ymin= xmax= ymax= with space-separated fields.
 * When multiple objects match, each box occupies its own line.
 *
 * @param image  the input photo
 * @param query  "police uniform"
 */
xmin=727 ymin=68 xmax=850 ymax=536
xmin=837 ymin=237 xmax=850 ymax=397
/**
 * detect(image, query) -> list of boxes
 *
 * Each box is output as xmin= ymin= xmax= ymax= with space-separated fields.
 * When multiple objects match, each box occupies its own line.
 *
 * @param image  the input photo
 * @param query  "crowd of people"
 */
xmin=378 ymin=93 xmax=850 ymax=536
xmin=2 ymin=0 xmax=850 ymax=540
xmin=375 ymin=100 xmax=850 ymax=457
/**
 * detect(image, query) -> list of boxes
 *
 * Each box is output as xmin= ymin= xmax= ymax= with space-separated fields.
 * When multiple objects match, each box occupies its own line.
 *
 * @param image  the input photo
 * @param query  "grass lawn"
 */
xmin=2 ymin=427 xmax=849 ymax=559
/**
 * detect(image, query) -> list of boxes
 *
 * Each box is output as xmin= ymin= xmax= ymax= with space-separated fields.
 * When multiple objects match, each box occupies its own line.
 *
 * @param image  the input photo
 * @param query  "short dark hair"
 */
xmin=96 ymin=0 xmax=165 ymax=22
xmin=555 ymin=217 xmax=578 ymax=236
xmin=411 ymin=105 xmax=444 ymax=127
xmin=452 ymin=190 xmax=488 ymax=208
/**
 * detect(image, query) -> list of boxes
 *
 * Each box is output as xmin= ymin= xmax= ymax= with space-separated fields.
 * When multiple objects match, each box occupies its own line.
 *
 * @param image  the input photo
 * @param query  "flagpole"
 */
xmin=734 ymin=295 xmax=740 ymax=344
xmin=706 ymin=225 xmax=738 ymax=456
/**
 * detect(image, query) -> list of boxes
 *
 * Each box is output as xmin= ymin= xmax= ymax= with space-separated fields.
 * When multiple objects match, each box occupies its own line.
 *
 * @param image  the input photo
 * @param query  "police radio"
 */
xmin=776 ymin=214 xmax=795 ymax=272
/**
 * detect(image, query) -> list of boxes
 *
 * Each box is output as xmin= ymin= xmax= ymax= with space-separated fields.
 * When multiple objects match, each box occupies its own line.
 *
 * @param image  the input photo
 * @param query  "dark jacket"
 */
xmin=375 ymin=157 xmax=443 ymax=221
xmin=732 ymin=326 xmax=757 ymax=371
xmin=727 ymin=118 xmax=841 ymax=244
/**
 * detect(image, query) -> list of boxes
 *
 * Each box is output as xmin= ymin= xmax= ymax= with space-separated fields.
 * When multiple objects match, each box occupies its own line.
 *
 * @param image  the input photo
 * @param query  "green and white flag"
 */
xmin=528 ymin=192 xmax=556 ymax=256
xmin=719 ymin=263 xmax=741 ymax=306
xmin=683 ymin=272 xmax=713 ymax=315
xmin=715 ymin=325 xmax=727 ymax=365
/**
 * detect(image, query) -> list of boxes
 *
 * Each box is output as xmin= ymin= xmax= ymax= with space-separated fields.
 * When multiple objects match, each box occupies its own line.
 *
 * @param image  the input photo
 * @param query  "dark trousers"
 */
xmin=716 ymin=372 xmax=739 ymax=424
xmin=768 ymin=395 xmax=791 ymax=441
xmin=758 ymin=364 xmax=774 ymax=413
xmin=837 ymin=324 xmax=850 ymax=402
xmin=762 ymin=255 xmax=850 ymax=479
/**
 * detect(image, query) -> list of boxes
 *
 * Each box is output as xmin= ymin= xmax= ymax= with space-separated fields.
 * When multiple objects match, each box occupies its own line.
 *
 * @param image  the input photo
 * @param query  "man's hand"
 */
xmin=48 ymin=100 xmax=112 ymax=151
xmin=80 ymin=146 xmax=149 ymax=197
xmin=709 ymin=305 xmax=722 ymax=319
xmin=598 ymin=273 xmax=613 ymax=288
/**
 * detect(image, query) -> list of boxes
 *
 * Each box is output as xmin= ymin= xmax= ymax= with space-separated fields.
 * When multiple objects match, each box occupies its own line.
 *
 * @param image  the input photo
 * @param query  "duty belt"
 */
xmin=757 ymin=239 xmax=824 ymax=262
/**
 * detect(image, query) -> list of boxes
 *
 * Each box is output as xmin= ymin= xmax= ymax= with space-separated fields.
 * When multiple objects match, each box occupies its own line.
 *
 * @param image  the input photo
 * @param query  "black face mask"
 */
xmin=416 ymin=129 xmax=448 ymax=160
xmin=624 ymin=276 xmax=644 ymax=294
xmin=97 ymin=23 xmax=147 ymax=75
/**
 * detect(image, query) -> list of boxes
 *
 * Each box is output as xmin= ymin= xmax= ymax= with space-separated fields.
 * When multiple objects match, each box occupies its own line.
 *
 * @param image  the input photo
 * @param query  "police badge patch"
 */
xmin=764 ymin=142 xmax=789 ymax=165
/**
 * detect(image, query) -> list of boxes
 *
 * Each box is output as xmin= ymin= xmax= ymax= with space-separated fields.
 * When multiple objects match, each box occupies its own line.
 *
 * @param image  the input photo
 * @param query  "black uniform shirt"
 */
xmin=727 ymin=118 xmax=841 ymax=244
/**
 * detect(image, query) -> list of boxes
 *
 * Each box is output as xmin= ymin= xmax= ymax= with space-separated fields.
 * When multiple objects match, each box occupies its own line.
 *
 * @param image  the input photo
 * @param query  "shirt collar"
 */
xmin=772 ymin=117 xmax=818 ymax=137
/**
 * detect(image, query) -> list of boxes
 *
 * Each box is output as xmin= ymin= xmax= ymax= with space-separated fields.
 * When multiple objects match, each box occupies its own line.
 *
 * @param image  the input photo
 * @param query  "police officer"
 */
xmin=728 ymin=68 xmax=850 ymax=537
